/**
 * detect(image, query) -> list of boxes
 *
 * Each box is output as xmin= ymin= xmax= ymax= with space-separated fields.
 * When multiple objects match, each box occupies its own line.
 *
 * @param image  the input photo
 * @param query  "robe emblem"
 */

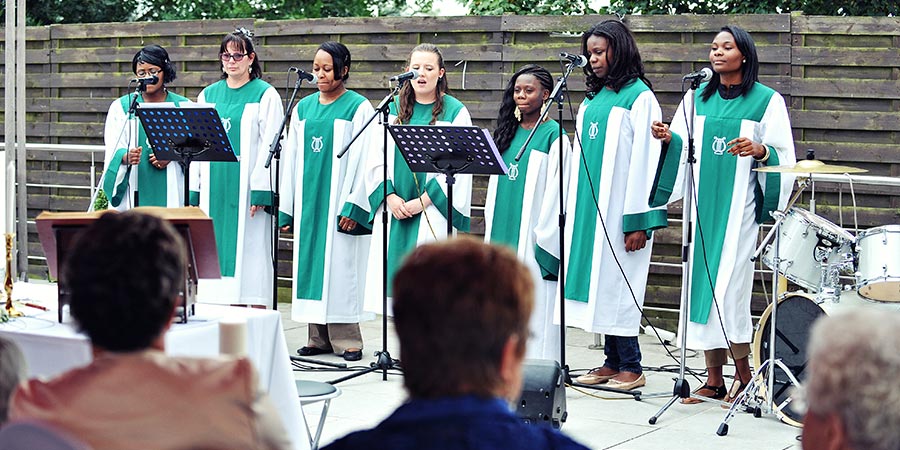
xmin=712 ymin=136 xmax=727 ymax=156
xmin=588 ymin=122 xmax=599 ymax=140
xmin=311 ymin=136 xmax=324 ymax=153
xmin=507 ymin=163 xmax=519 ymax=181
xmin=222 ymin=117 xmax=232 ymax=133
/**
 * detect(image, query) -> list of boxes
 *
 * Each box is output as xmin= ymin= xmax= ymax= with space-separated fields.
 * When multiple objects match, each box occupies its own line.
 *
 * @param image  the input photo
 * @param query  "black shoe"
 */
xmin=342 ymin=350 xmax=363 ymax=361
xmin=297 ymin=346 xmax=332 ymax=356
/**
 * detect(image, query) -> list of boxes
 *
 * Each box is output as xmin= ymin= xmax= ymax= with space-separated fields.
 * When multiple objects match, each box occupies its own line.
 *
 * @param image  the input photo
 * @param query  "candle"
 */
xmin=218 ymin=317 xmax=248 ymax=356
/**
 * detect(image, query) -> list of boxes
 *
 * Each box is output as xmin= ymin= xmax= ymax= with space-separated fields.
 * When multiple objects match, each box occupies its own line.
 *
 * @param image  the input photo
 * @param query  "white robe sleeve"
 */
xmin=278 ymin=103 xmax=302 ymax=226
xmin=249 ymin=87 xmax=285 ymax=206
xmin=622 ymin=90 xmax=668 ymax=233
xmin=649 ymin=90 xmax=692 ymax=207
xmin=340 ymin=100 xmax=377 ymax=227
xmin=102 ymin=98 xmax=134 ymax=209
xmin=756 ymin=92 xmax=796 ymax=218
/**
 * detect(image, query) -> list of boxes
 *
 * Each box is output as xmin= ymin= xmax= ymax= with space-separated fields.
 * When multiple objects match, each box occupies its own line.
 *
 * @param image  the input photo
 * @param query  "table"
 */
xmin=1 ymin=282 xmax=309 ymax=450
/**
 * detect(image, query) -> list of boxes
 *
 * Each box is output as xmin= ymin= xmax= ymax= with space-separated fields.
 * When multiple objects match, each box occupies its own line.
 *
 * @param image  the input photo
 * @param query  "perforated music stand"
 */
xmin=135 ymin=104 xmax=238 ymax=206
xmin=388 ymin=125 xmax=506 ymax=235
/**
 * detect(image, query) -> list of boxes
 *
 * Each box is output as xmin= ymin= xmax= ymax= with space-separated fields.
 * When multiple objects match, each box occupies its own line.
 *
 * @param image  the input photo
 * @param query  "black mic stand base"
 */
xmin=326 ymin=350 xmax=400 ymax=385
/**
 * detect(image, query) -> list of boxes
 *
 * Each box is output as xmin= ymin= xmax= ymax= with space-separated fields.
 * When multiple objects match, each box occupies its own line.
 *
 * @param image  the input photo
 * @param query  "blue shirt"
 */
xmin=322 ymin=395 xmax=589 ymax=450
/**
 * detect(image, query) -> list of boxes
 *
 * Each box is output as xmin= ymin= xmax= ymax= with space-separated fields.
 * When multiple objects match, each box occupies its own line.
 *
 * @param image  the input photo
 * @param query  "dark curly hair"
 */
xmin=701 ymin=25 xmax=759 ymax=102
xmin=493 ymin=64 xmax=553 ymax=154
xmin=219 ymin=28 xmax=263 ymax=80
xmin=396 ymin=43 xmax=449 ymax=125
xmin=63 ymin=211 xmax=186 ymax=352
xmin=581 ymin=19 xmax=651 ymax=96
xmin=132 ymin=44 xmax=176 ymax=84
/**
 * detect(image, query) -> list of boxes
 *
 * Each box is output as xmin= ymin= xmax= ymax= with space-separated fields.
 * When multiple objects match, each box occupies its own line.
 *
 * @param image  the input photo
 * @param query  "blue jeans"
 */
xmin=602 ymin=335 xmax=642 ymax=375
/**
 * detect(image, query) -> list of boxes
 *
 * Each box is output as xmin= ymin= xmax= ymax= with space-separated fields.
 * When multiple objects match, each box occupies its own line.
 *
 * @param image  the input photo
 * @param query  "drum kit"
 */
xmin=717 ymin=155 xmax=900 ymax=435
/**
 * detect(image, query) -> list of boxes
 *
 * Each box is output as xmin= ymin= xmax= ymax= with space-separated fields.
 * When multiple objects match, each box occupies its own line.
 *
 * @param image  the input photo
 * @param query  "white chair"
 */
xmin=296 ymin=380 xmax=342 ymax=450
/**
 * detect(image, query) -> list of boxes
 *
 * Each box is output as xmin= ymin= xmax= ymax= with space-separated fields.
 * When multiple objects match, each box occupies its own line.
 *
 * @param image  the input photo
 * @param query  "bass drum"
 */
xmin=752 ymin=291 xmax=900 ymax=427
xmin=752 ymin=292 xmax=825 ymax=427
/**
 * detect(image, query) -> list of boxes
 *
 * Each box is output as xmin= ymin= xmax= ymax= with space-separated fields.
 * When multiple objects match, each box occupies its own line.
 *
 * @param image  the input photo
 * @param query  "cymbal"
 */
xmin=754 ymin=159 xmax=868 ymax=174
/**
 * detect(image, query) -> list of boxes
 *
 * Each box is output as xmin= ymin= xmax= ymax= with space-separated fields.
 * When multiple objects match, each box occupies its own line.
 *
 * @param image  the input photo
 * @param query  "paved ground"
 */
xmin=279 ymin=305 xmax=804 ymax=450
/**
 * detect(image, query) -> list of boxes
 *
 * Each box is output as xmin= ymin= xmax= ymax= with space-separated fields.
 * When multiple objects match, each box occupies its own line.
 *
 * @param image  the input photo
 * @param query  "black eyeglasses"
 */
xmin=135 ymin=68 xmax=162 ymax=78
xmin=220 ymin=52 xmax=248 ymax=62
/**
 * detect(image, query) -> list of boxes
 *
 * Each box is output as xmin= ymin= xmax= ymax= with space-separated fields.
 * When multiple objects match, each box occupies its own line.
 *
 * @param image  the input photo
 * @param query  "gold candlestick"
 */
xmin=4 ymin=233 xmax=22 ymax=318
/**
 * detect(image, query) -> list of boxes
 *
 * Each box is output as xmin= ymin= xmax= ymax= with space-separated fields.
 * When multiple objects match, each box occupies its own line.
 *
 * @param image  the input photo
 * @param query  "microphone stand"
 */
xmin=649 ymin=75 xmax=708 ymax=424
xmin=327 ymin=82 xmax=405 ymax=384
xmin=125 ymin=81 xmax=147 ymax=208
xmin=265 ymin=71 xmax=307 ymax=310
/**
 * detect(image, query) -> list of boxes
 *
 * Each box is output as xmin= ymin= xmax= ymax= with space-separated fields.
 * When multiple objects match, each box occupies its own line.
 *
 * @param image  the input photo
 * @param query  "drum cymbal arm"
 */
xmin=752 ymin=210 xmax=788 ymax=261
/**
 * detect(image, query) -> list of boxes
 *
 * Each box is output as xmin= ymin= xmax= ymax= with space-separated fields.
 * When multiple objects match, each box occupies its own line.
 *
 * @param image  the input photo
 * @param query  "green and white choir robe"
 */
xmin=485 ymin=120 xmax=569 ymax=360
xmin=364 ymin=96 xmax=473 ymax=315
xmin=279 ymin=90 xmax=376 ymax=325
xmin=650 ymin=82 xmax=796 ymax=350
xmin=536 ymin=80 xmax=668 ymax=337
xmin=190 ymin=78 xmax=284 ymax=305
xmin=102 ymin=92 xmax=189 ymax=210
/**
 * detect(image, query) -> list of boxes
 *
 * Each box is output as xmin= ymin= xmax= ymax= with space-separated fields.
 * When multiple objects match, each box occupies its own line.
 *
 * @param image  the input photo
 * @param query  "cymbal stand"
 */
xmin=717 ymin=180 xmax=808 ymax=436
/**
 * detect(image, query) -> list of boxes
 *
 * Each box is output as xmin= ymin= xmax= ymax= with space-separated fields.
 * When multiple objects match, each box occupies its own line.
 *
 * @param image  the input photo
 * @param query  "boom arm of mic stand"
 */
xmin=265 ymin=75 xmax=305 ymax=169
xmin=337 ymin=83 xmax=403 ymax=159
xmin=514 ymin=63 xmax=578 ymax=162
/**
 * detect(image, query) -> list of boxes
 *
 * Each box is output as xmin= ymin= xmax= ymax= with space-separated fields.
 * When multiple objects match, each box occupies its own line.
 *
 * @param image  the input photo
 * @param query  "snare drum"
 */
xmin=762 ymin=208 xmax=855 ymax=292
xmin=855 ymin=225 xmax=900 ymax=302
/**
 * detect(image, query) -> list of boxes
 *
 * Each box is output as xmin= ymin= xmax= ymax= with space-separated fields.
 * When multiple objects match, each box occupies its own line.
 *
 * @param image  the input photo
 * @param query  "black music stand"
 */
xmin=387 ymin=125 xmax=506 ymax=235
xmin=135 ymin=104 xmax=238 ymax=206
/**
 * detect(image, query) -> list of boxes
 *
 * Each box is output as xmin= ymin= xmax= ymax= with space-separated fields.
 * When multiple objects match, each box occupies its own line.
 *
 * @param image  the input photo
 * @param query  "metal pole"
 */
xmin=15 ymin=0 xmax=28 ymax=280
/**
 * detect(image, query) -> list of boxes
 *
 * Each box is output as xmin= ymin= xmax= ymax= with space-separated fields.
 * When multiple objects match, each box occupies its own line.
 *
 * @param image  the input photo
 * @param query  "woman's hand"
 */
xmin=651 ymin=121 xmax=671 ymax=144
xmin=624 ymin=231 xmax=648 ymax=252
xmin=148 ymin=153 xmax=170 ymax=170
xmin=123 ymin=146 xmax=142 ymax=165
xmin=250 ymin=205 xmax=267 ymax=218
xmin=386 ymin=194 xmax=412 ymax=220
xmin=338 ymin=216 xmax=358 ymax=232
xmin=727 ymin=137 xmax=766 ymax=159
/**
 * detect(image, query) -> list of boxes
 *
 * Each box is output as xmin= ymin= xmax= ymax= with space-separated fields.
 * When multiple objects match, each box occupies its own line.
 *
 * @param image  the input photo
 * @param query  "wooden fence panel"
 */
xmin=1 ymin=14 xmax=898 ymax=315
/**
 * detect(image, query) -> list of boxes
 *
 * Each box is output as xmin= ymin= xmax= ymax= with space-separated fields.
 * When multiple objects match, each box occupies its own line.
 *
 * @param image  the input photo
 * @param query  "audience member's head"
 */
xmin=62 ymin=211 xmax=186 ymax=353
xmin=802 ymin=308 xmax=900 ymax=450
xmin=0 ymin=336 xmax=27 ymax=424
xmin=392 ymin=238 xmax=533 ymax=401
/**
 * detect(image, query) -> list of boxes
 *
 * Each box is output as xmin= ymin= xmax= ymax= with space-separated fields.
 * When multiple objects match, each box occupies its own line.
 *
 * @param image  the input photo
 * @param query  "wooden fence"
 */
xmin=1 ymin=14 xmax=899 ymax=318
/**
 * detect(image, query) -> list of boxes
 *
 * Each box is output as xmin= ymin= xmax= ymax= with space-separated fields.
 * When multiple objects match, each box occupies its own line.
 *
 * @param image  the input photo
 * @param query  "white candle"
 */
xmin=218 ymin=317 xmax=248 ymax=356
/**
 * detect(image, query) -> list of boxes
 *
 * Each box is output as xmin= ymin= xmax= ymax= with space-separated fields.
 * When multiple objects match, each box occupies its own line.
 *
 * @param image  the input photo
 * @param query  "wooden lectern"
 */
xmin=35 ymin=207 xmax=221 ymax=323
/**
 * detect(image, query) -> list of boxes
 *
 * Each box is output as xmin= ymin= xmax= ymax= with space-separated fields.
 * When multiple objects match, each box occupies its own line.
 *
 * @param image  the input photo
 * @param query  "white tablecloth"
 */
xmin=1 ymin=282 xmax=309 ymax=450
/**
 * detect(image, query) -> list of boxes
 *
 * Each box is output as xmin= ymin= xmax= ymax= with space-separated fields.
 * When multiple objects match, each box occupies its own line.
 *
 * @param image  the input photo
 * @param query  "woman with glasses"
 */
xmin=191 ymin=28 xmax=284 ymax=306
xmin=103 ymin=44 xmax=189 ymax=210
xmin=363 ymin=43 xmax=473 ymax=315
xmin=279 ymin=42 xmax=375 ymax=362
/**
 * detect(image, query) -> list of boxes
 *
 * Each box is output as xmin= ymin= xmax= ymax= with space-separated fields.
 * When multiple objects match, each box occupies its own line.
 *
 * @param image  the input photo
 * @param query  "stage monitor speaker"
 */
xmin=515 ymin=359 xmax=567 ymax=429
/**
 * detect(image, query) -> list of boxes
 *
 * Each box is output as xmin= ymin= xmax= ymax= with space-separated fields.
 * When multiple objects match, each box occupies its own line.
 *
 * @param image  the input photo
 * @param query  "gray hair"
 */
xmin=0 ymin=336 xmax=27 ymax=424
xmin=806 ymin=308 xmax=900 ymax=450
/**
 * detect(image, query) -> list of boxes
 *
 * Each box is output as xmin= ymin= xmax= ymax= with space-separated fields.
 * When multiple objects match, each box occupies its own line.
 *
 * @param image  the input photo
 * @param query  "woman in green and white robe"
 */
xmin=103 ymin=45 xmax=188 ymax=210
xmin=279 ymin=42 xmax=375 ymax=361
xmin=537 ymin=20 xmax=667 ymax=391
xmin=651 ymin=25 xmax=796 ymax=402
xmin=364 ymin=43 xmax=472 ymax=315
xmin=485 ymin=65 xmax=569 ymax=361
xmin=190 ymin=30 xmax=283 ymax=306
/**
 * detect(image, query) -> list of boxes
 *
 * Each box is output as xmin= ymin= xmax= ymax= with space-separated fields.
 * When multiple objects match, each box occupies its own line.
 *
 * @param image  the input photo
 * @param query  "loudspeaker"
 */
xmin=515 ymin=359 xmax=567 ymax=429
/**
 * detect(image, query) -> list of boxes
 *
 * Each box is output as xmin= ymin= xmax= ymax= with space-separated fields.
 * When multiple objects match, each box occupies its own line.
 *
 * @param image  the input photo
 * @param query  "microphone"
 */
xmin=131 ymin=75 xmax=159 ymax=85
xmin=682 ymin=67 xmax=713 ymax=82
xmin=559 ymin=52 xmax=588 ymax=68
xmin=390 ymin=69 xmax=420 ymax=82
xmin=288 ymin=68 xmax=317 ymax=84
